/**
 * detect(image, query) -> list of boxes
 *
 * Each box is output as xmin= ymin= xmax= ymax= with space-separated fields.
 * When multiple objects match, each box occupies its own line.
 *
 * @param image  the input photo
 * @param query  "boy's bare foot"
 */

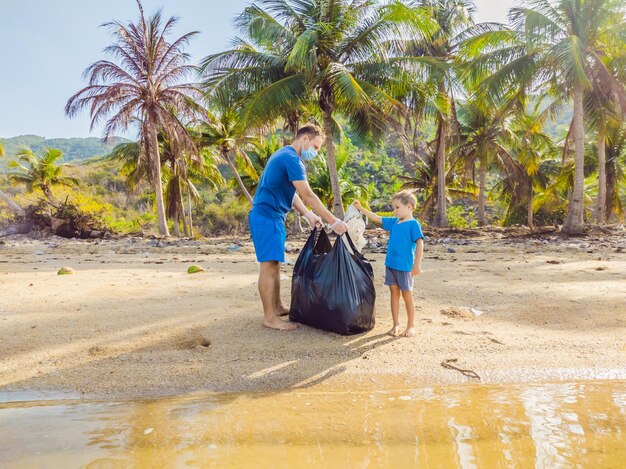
xmin=387 ymin=325 xmax=401 ymax=337
xmin=403 ymin=327 xmax=416 ymax=338
xmin=263 ymin=316 xmax=298 ymax=331
xmin=276 ymin=307 xmax=290 ymax=317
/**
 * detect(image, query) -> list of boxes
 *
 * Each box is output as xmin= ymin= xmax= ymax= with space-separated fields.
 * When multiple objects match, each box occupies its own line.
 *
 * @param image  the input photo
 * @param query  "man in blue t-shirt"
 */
xmin=249 ymin=124 xmax=349 ymax=331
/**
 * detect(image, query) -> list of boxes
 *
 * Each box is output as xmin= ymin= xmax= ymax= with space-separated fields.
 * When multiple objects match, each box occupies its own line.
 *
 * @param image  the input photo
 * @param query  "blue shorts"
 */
xmin=249 ymin=211 xmax=286 ymax=263
xmin=384 ymin=266 xmax=413 ymax=291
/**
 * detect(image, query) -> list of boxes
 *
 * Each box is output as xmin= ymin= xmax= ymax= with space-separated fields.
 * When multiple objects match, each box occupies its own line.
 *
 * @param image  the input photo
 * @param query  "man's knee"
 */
xmin=260 ymin=261 xmax=280 ymax=275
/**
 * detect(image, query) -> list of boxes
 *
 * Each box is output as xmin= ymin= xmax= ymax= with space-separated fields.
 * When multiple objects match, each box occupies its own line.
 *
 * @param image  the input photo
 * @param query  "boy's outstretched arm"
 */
xmin=412 ymin=238 xmax=424 ymax=276
xmin=353 ymin=200 xmax=382 ymax=224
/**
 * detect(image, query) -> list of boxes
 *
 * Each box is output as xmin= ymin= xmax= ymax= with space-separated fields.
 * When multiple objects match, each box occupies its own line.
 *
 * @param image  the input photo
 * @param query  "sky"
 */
xmin=0 ymin=0 xmax=516 ymax=140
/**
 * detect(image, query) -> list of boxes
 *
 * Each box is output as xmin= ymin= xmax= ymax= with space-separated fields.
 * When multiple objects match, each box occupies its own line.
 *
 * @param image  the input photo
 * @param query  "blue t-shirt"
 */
xmin=251 ymin=146 xmax=306 ymax=222
xmin=382 ymin=217 xmax=424 ymax=272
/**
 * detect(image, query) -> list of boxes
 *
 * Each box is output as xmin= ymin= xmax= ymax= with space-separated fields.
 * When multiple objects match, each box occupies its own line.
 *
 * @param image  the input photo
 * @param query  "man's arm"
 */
xmin=293 ymin=193 xmax=322 ymax=228
xmin=292 ymin=180 xmax=348 ymax=234
xmin=292 ymin=193 xmax=308 ymax=216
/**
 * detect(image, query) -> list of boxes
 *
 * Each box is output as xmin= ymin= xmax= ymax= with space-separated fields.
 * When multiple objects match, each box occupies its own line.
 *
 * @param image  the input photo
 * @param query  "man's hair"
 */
xmin=296 ymin=124 xmax=323 ymax=139
xmin=392 ymin=190 xmax=417 ymax=210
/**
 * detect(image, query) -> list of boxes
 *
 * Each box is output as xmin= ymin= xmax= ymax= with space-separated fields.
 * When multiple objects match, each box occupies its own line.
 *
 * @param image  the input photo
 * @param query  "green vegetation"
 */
xmin=1 ymin=0 xmax=625 ymax=237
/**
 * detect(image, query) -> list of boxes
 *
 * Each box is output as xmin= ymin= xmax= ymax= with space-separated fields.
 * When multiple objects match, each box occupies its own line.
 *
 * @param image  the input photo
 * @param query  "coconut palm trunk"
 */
xmin=224 ymin=151 xmax=254 ymax=205
xmin=42 ymin=186 xmax=57 ymax=206
xmin=180 ymin=189 xmax=189 ymax=237
xmin=172 ymin=214 xmax=181 ymax=237
xmin=527 ymin=186 xmax=535 ymax=229
xmin=477 ymin=156 xmax=487 ymax=226
xmin=322 ymin=108 xmax=344 ymax=218
xmin=148 ymin=124 xmax=170 ymax=237
xmin=187 ymin=187 xmax=194 ymax=237
xmin=594 ymin=117 xmax=607 ymax=223
xmin=0 ymin=189 xmax=24 ymax=215
xmin=564 ymin=84 xmax=586 ymax=234
xmin=433 ymin=119 xmax=449 ymax=227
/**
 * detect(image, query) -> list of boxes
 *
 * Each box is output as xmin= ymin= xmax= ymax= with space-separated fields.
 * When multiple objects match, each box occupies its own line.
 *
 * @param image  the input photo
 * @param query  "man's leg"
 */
xmin=259 ymin=261 xmax=297 ymax=330
xmin=272 ymin=265 xmax=290 ymax=316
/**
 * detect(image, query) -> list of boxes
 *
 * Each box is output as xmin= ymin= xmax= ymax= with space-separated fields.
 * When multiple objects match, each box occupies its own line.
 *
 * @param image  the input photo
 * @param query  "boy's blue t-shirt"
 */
xmin=251 ymin=146 xmax=306 ymax=222
xmin=382 ymin=217 xmax=424 ymax=272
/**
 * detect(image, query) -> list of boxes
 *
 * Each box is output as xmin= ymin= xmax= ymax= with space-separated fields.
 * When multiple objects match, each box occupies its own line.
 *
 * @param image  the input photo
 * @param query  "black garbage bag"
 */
xmin=289 ymin=228 xmax=376 ymax=335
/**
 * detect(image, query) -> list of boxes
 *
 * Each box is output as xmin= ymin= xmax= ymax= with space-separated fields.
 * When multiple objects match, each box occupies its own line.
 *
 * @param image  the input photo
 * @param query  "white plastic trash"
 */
xmin=343 ymin=203 xmax=367 ymax=252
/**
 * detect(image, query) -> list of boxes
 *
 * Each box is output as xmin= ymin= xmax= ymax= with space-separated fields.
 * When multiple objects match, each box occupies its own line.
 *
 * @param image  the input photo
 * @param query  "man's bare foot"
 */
xmin=387 ymin=325 xmax=401 ymax=337
xmin=403 ymin=327 xmax=416 ymax=338
xmin=263 ymin=316 xmax=298 ymax=331
xmin=276 ymin=307 xmax=290 ymax=317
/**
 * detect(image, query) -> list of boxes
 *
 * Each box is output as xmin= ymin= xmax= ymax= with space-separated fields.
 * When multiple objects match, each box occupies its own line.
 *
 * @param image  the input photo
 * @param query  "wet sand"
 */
xmin=2 ymin=380 xmax=625 ymax=468
xmin=0 ymin=229 xmax=625 ymax=398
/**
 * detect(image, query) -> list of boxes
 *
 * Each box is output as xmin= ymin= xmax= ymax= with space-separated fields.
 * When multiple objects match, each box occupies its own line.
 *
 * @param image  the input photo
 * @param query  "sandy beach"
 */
xmin=1 ymin=228 xmax=625 ymax=398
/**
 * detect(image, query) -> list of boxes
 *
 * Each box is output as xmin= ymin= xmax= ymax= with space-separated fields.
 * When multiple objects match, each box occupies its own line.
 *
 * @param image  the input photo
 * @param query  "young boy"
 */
xmin=354 ymin=191 xmax=424 ymax=337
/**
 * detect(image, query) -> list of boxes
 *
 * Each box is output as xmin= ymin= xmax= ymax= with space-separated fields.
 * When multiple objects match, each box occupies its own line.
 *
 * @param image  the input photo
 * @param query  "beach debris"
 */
xmin=441 ymin=358 xmax=481 ymax=381
xmin=447 ymin=247 xmax=456 ymax=253
xmin=57 ymin=267 xmax=75 ymax=275
xmin=284 ymin=244 xmax=300 ymax=253
xmin=440 ymin=307 xmax=479 ymax=320
xmin=226 ymin=244 xmax=241 ymax=251
xmin=343 ymin=203 xmax=367 ymax=252
xmin=280 ymin=274 xmax=289 ymax=281
xmin=464 ymin=307 xmax=485 ymax=317
xmin=144 ymin=428 xmax=154 ymax=435
xmin=187 ymin=265 xmax=205 ymax=274
xmin=546 ymin=259 xmax=561 ymax=264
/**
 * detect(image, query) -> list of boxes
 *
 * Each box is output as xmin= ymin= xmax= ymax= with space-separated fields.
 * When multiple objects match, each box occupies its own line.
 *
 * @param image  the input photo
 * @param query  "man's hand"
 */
xmin=330 ymin=218 xmax=349 ymax=235
xmin=411 ymin=264 xmax=422 ymax=277
xmin=353 ymin=200 xmax=363 ymax=212
xmin=303 ymin=210 xmax=323 ymax=229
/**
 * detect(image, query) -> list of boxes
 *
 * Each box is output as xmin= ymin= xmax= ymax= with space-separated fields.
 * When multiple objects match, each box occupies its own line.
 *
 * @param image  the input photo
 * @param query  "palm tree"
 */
xmin=160 ymin=132 xmax=225 ymax=237
xmin=466 ymin=0 xmax=626 ymax=233
xmin=307 ymin=145 xmax=369 ymax=210
xmin=66 ymin=0 xmax=200 ymax=236
xmin=606 ymin=126 xmax=626 ymax=221
xmin=109 ymin=136 xmax=224 ymax=236
xmin=6 ymin=148 xmax=79 ymax=205
xmin=454 ymin=102 xmax=512 ymax=225
xmin=584 ymin=63 xmax=626 ymax=223
xmin=400 ymin=0 xmax=476 ymax=227
xmin=592 ymin=120 xmax=626 ymax=221
xmin=504 ymin=110 xmax=557 ymax=227
xmin=193 ymin=109 xmax=258 ymax=205
xmin=201 ymin=0 xmax=436 ymax=218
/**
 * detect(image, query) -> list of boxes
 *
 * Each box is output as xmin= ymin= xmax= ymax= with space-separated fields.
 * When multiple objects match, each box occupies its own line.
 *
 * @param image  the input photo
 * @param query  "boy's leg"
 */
xmin=401 ymin=290 xmax=416 ymax=337
xmin=388 ymin=285 xmax=401 ymax=336
xmin=259 ymin=261 xmax=297 ymax=330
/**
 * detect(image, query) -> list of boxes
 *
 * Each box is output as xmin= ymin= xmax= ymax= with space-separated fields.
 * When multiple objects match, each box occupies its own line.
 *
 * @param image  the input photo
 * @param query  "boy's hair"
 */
xmin=296 ymin=124 xmax=323 ymax=139
xmin=392 ymin=190 xmax=417 ymax=210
